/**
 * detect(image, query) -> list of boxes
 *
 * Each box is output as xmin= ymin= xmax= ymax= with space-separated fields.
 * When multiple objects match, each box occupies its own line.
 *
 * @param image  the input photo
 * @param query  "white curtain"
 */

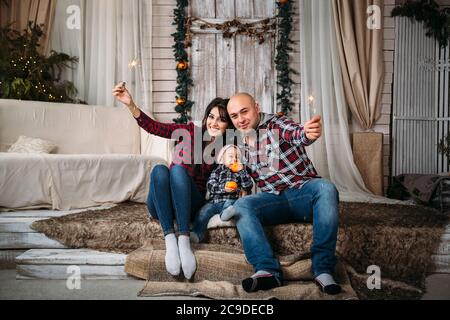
xmin=49 ymin=0 xmax=152 ymax=111
xmin=299 ymin=0 xmax=400 ymax=203
xmin=50 ymin=0 xmax=157 ymax=156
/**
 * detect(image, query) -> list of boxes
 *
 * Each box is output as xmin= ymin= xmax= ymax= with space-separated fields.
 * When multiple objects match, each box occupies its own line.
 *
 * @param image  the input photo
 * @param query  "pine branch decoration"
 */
xmin=275 ymin=0 xmax=296 ymax=115
xmin=172 ymin=0 xmax=193 ymax=124
xmin=392 ymin=0 xmax=450 ymax=48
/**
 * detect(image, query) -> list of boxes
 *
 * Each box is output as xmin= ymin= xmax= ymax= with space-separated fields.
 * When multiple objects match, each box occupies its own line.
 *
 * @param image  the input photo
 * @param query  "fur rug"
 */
xmin=31 ymin=202 xmax=448 ymax=299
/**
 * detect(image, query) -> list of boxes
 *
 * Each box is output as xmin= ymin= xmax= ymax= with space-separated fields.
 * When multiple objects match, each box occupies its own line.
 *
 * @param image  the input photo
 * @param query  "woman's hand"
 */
xmin=112 ymin=83 xmax=133 ymax=107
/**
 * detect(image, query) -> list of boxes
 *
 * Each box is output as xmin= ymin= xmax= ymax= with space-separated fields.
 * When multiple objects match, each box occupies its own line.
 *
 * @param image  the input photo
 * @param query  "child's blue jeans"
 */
xmin=191 ymin=199 xmax=236 ymax=242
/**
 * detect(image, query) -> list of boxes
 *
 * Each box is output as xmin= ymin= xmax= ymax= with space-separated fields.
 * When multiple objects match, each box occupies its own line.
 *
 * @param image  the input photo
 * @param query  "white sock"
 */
xmin=220 ymin=205 xmax=236 ymax=221
xmin=252 ymin=270 xmax=272 ymax=278
xmin=178 ymin=235 xmax=197 ymax=280
xmin=315 ymin=273 xmax=337 ymax=287
xmin=164 ymin=233 xmax=181 ymax=276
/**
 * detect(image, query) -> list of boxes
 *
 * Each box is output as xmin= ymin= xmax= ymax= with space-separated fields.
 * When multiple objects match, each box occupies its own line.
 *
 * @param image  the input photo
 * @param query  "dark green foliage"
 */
xmin=0 ymin=22 xmax=82 ymax=103
xmin=392 ymin=0 xmax=450 ymax=48
xmin=172 ymin=0 xmax=193 ymax=124
xmin=438 ymin=134 xmax=450 ymax=159
xmin=275 ymin=0 xmax=297 ymax=115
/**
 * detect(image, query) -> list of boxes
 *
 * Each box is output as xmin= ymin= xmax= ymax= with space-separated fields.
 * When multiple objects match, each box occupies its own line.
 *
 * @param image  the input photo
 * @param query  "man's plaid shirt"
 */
xmin=135 ymin=111 xmax=213 ymax=194
xmin=207 ymin=165 xmax=254 ymax=203
xmin=238 ymin=113 xmax=319 ymax=195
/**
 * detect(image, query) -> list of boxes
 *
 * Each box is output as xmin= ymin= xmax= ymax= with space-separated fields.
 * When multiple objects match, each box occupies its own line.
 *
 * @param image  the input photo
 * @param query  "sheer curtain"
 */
xmin=299 ymin=0 xmax=398 ymax=203
xmin=49 ymin=0 xmax=152 ymax=110
xmin=50 ymin=0 xmax=167 ymax=157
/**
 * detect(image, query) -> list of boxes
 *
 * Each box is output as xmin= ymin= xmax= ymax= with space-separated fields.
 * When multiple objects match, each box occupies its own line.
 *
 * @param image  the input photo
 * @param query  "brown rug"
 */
xmin=134 ymin=240 xmax=357 ymax=300
xmin=140 ymin=280 xmax=354 ymax=300
xmin=31 ymin=202 xmax=449 ymax=299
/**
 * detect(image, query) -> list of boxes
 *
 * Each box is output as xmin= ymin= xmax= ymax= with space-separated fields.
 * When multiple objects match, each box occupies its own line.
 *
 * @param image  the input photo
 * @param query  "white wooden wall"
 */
xmin=380 ymin=0 xmax=396 ymax=194
xmin=150 ymin=0 xmax=301 ymax=124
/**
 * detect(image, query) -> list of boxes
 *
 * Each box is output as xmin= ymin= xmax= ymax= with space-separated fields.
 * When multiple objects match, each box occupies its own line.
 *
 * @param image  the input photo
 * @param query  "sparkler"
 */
xmin=308 ymin=94 xmax=317 ymax=116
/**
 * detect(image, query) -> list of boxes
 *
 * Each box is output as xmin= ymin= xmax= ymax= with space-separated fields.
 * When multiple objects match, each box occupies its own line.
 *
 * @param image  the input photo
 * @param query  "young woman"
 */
xmin=113 ymin=83 xmax=232 ymax=279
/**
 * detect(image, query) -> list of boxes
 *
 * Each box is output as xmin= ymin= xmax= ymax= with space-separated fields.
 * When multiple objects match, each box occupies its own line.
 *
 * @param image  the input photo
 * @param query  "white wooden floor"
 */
xmin=0 ymin=205 xmax=132 ymax=279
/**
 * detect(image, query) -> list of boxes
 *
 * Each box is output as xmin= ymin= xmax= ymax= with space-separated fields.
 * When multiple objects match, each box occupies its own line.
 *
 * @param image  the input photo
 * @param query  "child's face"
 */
xmin=223 ymin=148 xmax=238 ymax=166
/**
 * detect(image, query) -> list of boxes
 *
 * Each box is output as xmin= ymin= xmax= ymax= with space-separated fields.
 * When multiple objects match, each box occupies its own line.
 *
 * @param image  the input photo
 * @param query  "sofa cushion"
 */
xmin=8 ymin=136 xmax=57 ymax=154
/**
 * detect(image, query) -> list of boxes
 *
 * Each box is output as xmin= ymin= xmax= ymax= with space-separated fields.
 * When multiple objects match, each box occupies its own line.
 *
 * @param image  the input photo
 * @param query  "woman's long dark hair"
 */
xmin=194 ymin=97 xmax=233 ymax=177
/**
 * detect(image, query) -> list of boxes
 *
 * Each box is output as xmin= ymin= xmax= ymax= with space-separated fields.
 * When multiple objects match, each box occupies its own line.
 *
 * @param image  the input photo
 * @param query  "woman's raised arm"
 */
xmin=113 ymin=83 xmax=190 ymax=139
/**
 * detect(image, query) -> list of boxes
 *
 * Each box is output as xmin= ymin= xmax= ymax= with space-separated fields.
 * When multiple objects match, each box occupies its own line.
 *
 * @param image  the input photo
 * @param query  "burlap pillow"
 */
xmin=8 ymin=136 xmax=57 ymax=154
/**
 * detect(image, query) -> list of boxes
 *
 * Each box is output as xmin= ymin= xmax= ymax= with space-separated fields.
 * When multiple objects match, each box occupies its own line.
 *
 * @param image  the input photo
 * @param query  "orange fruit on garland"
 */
xmin=176 ymin=97 xmax=186 ymax=106
xmin=225 ymin=181 xmax=238 ymax=191
xmin=177 ymin=61 xmax=188 ymax=70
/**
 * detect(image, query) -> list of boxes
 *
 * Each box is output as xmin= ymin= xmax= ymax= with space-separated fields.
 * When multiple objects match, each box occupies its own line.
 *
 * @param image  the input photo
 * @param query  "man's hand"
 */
xmin=304 ymin=116 xmax=322 ymax=141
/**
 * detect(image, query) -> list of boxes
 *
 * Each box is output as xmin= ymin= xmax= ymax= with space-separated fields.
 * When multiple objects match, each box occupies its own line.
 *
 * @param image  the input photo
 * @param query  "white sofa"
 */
xmin=0 ymin=99 xmax=173 ymax=210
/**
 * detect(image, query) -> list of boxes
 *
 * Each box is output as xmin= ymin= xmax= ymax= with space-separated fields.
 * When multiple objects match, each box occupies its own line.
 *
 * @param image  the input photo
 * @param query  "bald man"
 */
xmin=225 ymin=93 xmax=341 ymax=295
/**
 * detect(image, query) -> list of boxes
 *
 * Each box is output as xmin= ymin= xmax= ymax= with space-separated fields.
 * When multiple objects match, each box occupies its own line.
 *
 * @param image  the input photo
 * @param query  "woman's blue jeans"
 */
xmin=232 ymin=179 xmax=340 ymax=281
xmin=147 ymin=165 xmax=206 ymax=236
xmin=191 ymin=199 xmax=236 ymax=242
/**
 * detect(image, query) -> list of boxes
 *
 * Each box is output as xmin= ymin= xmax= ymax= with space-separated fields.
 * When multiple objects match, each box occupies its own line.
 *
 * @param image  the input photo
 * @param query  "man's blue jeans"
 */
xmin=233 ymin=179 xmax=339 ymax=280
xmin=191 ymin=199 xmax=236 ymax=242
xmin=146 ymin=165 xmax=206 ymax=236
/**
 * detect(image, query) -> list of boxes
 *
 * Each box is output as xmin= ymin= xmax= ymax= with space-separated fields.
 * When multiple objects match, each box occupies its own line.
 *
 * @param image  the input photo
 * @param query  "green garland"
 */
xmin=172 ymin=0 xmax=193 ymax=124
xmin=275 ymin=0 xmax=296 ymax=115
xmin=172 ymin=0 xmax=295 ymax=123
xmin=391 ymin=0 xmax=450 ymax=48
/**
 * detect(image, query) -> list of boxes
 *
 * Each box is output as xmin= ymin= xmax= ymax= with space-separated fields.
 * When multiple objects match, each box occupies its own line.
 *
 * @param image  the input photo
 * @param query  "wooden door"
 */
xmin=189 ymin=0 xmax=276 ymax=121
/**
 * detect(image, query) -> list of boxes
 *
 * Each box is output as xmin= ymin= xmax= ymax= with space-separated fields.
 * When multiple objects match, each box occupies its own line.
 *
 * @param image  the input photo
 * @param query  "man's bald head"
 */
xmin=227 ymin=92 xmax=261 ymax=133
xmin=228 ymin=93 xmax=256 ymax=107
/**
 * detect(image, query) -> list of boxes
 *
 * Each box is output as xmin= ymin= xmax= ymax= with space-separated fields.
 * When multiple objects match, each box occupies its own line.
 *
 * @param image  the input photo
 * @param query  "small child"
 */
xmin=190 ymin=145 xmax=253 ymax=243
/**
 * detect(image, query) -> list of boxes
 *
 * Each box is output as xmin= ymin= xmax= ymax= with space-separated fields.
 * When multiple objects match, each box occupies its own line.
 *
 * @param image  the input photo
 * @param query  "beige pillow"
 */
xmin=8 ymin=136 xmax=57 ymax=154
